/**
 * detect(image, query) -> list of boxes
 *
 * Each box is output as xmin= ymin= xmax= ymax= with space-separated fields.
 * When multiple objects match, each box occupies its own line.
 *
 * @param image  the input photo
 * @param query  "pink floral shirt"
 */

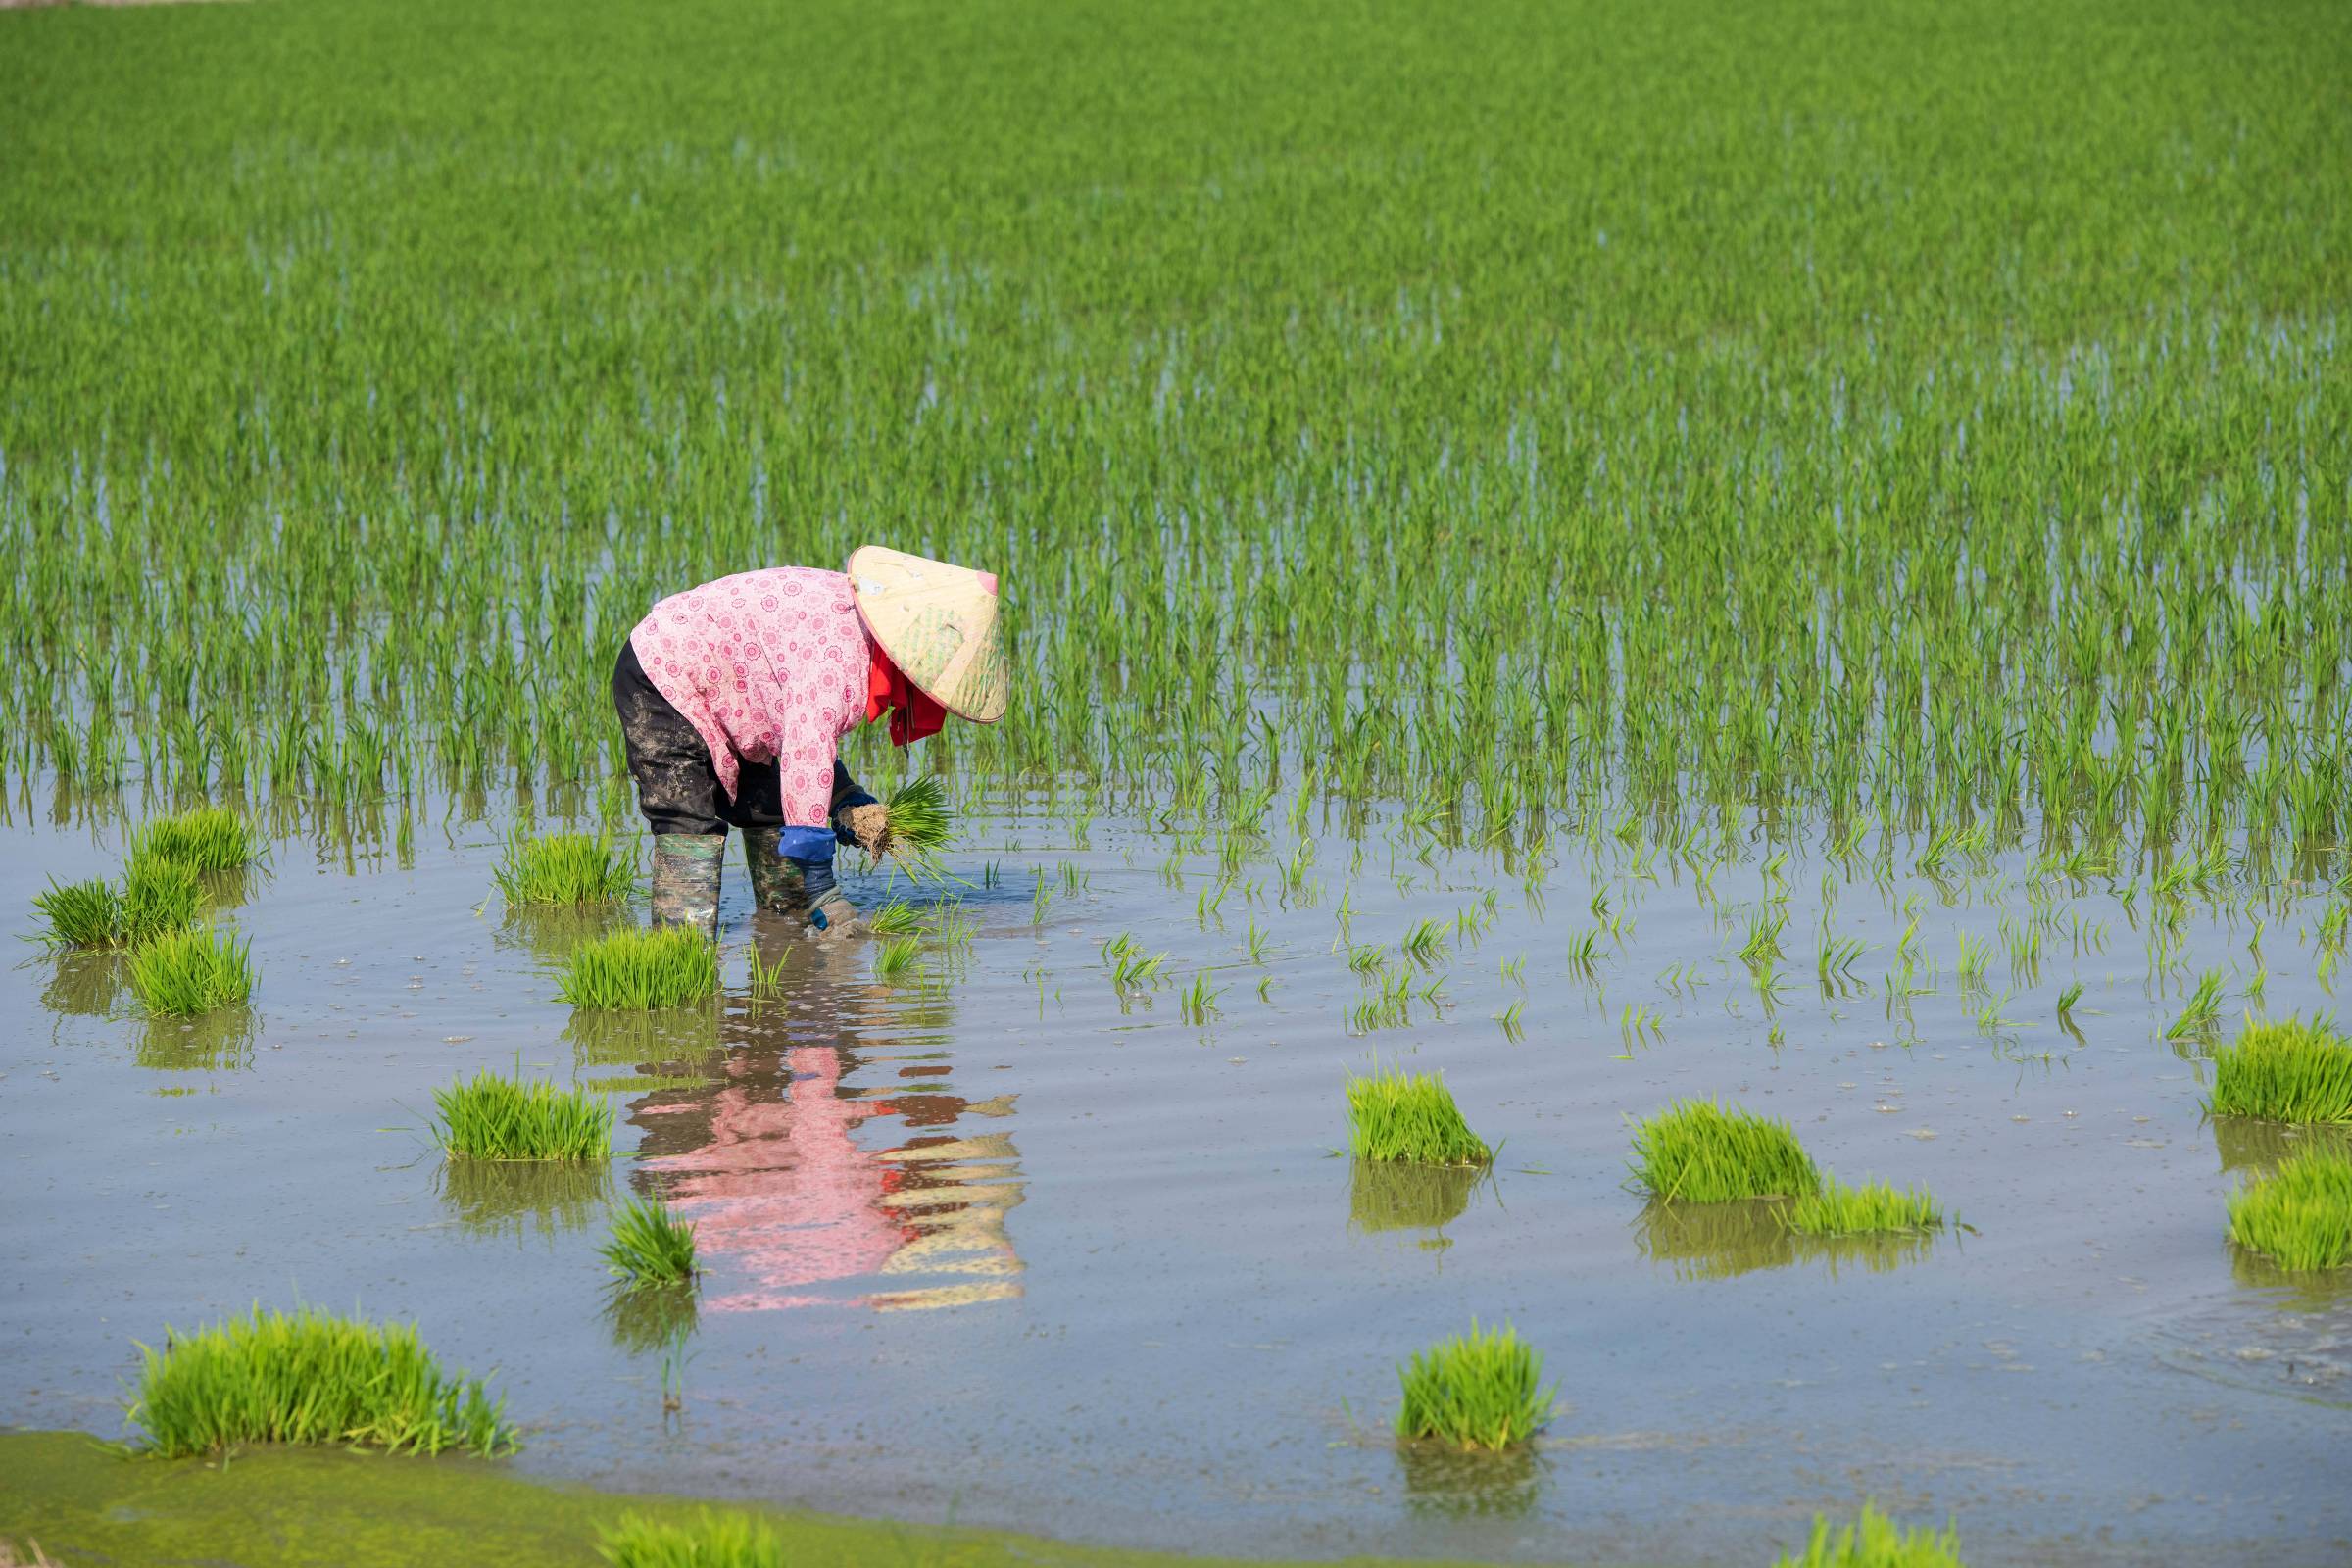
xmin=628 ymin=567 xmax=869 ymax=820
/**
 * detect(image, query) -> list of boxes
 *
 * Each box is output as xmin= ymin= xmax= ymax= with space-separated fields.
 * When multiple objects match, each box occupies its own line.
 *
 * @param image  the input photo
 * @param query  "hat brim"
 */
xmin=846 ymin=546 xmax=1009 ymax=724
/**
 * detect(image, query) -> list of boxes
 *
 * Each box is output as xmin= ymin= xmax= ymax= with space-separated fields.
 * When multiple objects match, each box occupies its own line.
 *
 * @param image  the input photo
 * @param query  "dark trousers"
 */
xmin=612 ymin=640 xmax=798 ymax=837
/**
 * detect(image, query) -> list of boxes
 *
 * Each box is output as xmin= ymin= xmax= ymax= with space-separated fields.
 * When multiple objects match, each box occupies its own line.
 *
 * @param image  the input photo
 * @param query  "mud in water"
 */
xmin=3 ymin=790 xmax=2350 ymax=1566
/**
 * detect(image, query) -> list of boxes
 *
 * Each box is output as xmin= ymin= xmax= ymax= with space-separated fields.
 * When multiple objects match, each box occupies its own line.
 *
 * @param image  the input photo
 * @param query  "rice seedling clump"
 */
xmin=30 ymin=857 xmax=204 ymax=951
xmin=130 ymin=807 xmax=261 ymax=872
xmin=495 ymin=830 xmax=634 ymax=906
xmin=29 ymin=877 xmax=124 ymax=950
xmin=1773 ymin=1504 xmax=1966 ymax=1568
xmin=873 ymin=776 xmax=955 ymax=883
xmin=602 ymin=1196 xmax=700 ymax=1287
xmin=126 ymin=925 xmax=255 ymax=1017
xmin=596 ymin=1509 xmax=783 ymax=1568
xmin=2207 ymin=1017 xmax=2352 ymax=1124
xmin=1787 ymin=1177 xmax=1945 ymax=1237
xmin=127 ymin=1303 xmax=515 ymax=1458
xmin=1395 ymin=1319 xmax=1554 ymax=1451
xmin=557 ymin=928 xmax=718 ymax=1009
xmin=1346 ymin=1066 xmax=1493 ymax=1166
xmin=432 ymin=1067 xmax=613 ymax=1161
xmin=1630 ymin=1100 xmax=1821 ymax=1202
xmin=2225 ymin=1147 xmax=2352 ymax=1273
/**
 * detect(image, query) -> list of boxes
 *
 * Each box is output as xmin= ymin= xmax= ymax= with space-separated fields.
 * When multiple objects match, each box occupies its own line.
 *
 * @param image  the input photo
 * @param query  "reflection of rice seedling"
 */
xmin=596 ymin=1510 xmax=782 ymax=1568
xmin=127 ymin=1304 xmax=515 ymax=1458
xmin=1179 ymin=973 xmax=1223 ymax=1023
xmin=1629 ymin=1099 xmax=1820 ymax=1201
xmin=605 ymin=1278 xmax=699 ymax=1356
xmin=557 ymin=928 xmax=717 ymax=1009
xmin=867 ymin=899 xmax=922 ymax=935
xmin=2207 ymin=1016 xmax=2352 ymax=1123
xmin=127 ymin=925 xmax=255 ymax=1017
xmin=744 ymin=944 xmax=789 ymax=1003
xmin=494 ymin=830 xmax=632 ymax=905
xmin=1347 ymin=1066 xmax=1492 ymax=1166
xmin=1349 ymin=1159 xmax=1484 ymax=1234
xmin=2226 ymin=1147 xmax=2352 ymax=1272
xmin=1772 ymin=1503 xmax=1964 ymax=1568
xmin=432 ymin=1066 xmax=613 ymax=1160
xmin=874 ymin=936 xmax=922 ymax=981
xmin=602 ymin=1196 xmax=699 ymax=1287
xmin=1396 ymin=1320 xmax=1554 ymax=1451
xmin=1400 ymin=917 xmax=1446 ymax=963
xmin=437 ymin=1157 xmax=611 ymax=1241
xmin=1787 ymin=1176 xmax=1945 ymax=1236
xmin=131 ymin=807 xmax=261 ymax=872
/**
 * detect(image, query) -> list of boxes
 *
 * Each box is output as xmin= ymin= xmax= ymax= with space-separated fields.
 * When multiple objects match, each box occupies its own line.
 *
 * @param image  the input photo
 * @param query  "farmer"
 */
xmin=612 ymin=546 xmax=1006 ymax=941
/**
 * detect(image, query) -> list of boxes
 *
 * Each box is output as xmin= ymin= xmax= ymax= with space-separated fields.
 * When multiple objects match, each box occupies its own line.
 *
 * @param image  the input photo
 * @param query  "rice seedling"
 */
xmin=1346 ymin=1066 xmax=1492 ymax=1166
xmin=126 ymin=1304 xmax=515 ymax=1458
xmin=28 ymin=876 xmax=123 ymax=950
xmin=602 ymin=1196 xmax=700 ymax=1287
xmin=596 ymin=1510 xmax=783 ymax=1568
xmin=431 ymin=1066 xmax=614 ymax=1160
xmin=1628 ymin=1100 xmax=1821 ymax=1202
xmin=495 ymin=830 xmax=633 ymax=906
xmin=1787 ymin=1177 xmax=1945 ymax=1237
xmin=2165 ymin=968 xmax=2227 ymax=1040
xmin=871 ymin=776 xmax=954 ymax=883
xmin=130 ymin=807 xmax=261 ymax=872
xmin=1179 ymin=973 xmax=1223 ymax=1024
xmin=1395 ymin=1320 xmax=1554 ymax=1451
xmin=557 ymin=928 xmax=718 ymax=1009
xmin=867 ymin=899 xmax=922 ymax=936
xmin=1772 ymin=1504 xmax=1965 ymax=1568
xmin=126 ymin=924 xmax=255 ymax=1016
xmin=873 ymin=935 xmax=922 ymax=982
xmin=2206 ymin=1016 xmax=2352 ymax=1123
xmin=2225 ymin=1147 xmax=2352 ymax=1273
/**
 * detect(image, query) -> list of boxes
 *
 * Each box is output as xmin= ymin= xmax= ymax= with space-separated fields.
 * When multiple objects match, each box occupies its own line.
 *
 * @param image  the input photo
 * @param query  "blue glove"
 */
xmin=831 ymin=761 xmax=879 ymax=849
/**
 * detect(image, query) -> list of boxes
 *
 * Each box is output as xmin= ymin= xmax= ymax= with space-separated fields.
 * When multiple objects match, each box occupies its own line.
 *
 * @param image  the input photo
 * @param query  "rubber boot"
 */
xmin=649 ymin=833 xmax=725 ymax=943
xmin=741 ymin=827 xmax=809 ymax=917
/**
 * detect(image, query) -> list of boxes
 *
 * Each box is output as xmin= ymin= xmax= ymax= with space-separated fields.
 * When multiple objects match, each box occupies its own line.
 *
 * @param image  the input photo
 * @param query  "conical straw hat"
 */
xmin=846 ymin=546 xmax=1008 ymax=724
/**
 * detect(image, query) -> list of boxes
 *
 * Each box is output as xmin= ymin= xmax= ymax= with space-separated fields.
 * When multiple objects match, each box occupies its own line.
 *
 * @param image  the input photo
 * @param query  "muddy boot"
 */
xmin=648 ymin=833 xmax=725 ymax=942
xmin=741 ymin=827 xmax=810 ymax=917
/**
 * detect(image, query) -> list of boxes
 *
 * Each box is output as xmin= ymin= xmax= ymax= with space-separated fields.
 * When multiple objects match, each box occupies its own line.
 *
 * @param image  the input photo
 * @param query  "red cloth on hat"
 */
xmin=866 ymin=642 xmax=947 ymax=746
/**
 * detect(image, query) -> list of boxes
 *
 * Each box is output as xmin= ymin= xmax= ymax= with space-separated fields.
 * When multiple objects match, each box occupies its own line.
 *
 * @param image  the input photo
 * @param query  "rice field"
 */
xmin=5 ymin=0 xmax=2352 ymax=1563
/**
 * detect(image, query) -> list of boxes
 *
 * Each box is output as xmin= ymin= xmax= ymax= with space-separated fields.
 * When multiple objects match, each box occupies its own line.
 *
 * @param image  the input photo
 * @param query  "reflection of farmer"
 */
xmin=611 ymin=547 xmax=1007 ymax=941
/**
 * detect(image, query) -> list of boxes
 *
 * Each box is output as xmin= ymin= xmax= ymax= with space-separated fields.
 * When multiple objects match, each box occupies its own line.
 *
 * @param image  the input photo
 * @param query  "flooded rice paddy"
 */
xmin=5 ymin=790 xmax=2349 ymax=1566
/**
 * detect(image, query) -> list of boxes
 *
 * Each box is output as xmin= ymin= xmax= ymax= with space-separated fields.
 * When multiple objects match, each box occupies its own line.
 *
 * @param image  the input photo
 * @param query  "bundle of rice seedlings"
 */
xmin=602 ymin=1196 xmax=700 ymax=1287
xmin=1347 ymin=1066 xmax=1493 ymax=1166
xmin=2207 ymin=1016 xmax=2352 ymax=1123
xmin=131 ymin=807 xmax=262 ymax=872
xmin=873 ymin=935 xmax=922 ymax=981
xmin=2226 ymin=1146 xmax=2352 ymax=1273
xmin=1787 ymin=1176 xmax=1945 ymax=1237
xmin=1629 ymin=1099 xmax=1821 ymax=1202
xmin=126 ymin=924 xmax=255 ymax=1016
xmin=1772 ymin=1503 xmax=1966 ymax=1567
xmin=431 ymin=1067 xmax=613 ymax=1160
xmin=126 ymin=1303 xmax=515 ymax=1458
xmin=495 ymin=829 xmax=634 ymax=906
xmin=870 ymin=776 xmax=954 ymax=883
xmin=30 ymin=857 xmax=204 ymax=950
xmin=557 ymin=928 xmax=718 ymax=1009
xmin=596 ymin=1509 xmax=783 ymax=1568
xmin=1395 ymin=1319 xmax=1554 ymax=1451
xmin=867 ymin=898 xmax=923 ymax=935
xmin=29 ymin=876 xmax=123 ymax=949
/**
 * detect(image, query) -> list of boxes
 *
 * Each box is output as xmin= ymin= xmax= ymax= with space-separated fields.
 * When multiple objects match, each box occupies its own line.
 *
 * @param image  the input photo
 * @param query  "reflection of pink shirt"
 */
xmin=627 ymin=567 xmax=868 ymax=816
xmin=642 ymin=1047 xmax=906 ymax=1311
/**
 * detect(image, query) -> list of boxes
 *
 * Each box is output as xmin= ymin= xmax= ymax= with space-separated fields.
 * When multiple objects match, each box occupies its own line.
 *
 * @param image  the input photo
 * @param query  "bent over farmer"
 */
xmin=612 ymin=546 xmax=1007 ymax=941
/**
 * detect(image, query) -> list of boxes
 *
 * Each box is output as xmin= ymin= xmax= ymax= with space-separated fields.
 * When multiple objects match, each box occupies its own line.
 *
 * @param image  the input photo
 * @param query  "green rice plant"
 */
xmin=2165 ymin=968 xmax=2227 ymax=1040
xmin=1772 ymin=1503 xmax=1965 ymax=1568
xmin=867 ymin=899 xmax=922 ymax=936
xmin=1395 ymin=1320 xmax=1554 ymax=1451
xmin=125 ymin=1304 xmax=515 ymax=1458
xmin=873 ymin=935 xmax=922 ymax=981
xmin=557 ymin=928 xmax=718 ymax=1010
xmin=1628 ymin=1099 xmax=1821 ymax=1202
xmin=28 ymin=876 xmax=123 ymax=949
xmin=1346 ymin=1066 xmax=1492 ymax=1166
xmin=596 ymin=1510 xmax=782 ymax=1568
xmin=601 ymin=1196 xmax=699 ymax=1287
xmin=120 ymin=857 xmax=205 ymax=945
xmin=495 ymin=830 xmax=633 ymax=906
xmin=431 ymin=1066 xmax=613 ymax=1161
xmin=126 ymin=924 xmax=255 ymax=1017
xmin=1787 ymin=1176 xmax=1945 ymax=1237
xmin=2207 ymin=1016 xmax=2352 ymax=1123
xmin=2225 ymin=1146 xmax=2352 ymax=1272
xmin=873 ymin=776 xmax=954 ymax=882
xmin=130 ymin=807 xmax=261 ymax=872
xmin=1179 ymin=973 xmax=1223 ymax=1023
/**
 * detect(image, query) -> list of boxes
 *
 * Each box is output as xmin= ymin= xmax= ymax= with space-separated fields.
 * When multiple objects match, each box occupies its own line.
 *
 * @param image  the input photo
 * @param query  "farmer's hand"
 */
xmin=842 ymin=804 xmax=890 ymax=858
xmin=803 ymin=888 xmax=866 ymax=942
xmin=830 ymin=762 xmax=880 ymax=850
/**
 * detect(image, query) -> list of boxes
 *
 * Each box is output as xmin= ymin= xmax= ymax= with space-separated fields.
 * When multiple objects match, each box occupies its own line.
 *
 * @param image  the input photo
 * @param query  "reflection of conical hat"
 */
xmin=845 ymin=546 xmax=1008 ymax=723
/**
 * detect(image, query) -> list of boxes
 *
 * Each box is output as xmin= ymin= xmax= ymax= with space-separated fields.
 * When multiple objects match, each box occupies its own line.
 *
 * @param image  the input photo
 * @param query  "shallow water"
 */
xmin=4 ymin=789 xmax=2350 ymax=1566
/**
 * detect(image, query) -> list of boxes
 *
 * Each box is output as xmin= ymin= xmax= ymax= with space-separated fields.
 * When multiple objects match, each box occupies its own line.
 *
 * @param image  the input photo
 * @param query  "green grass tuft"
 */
xmin=601 ymin=1197 xmax=699 ymax=1287
xmin=30 ymin=857 xmax=204 ymax=951
xmin=126 ymin=924 xmax=255 ymax=1016
xmin=1772 ymin=1503 xmax=1966 ymax=1567
xmin=874 ymin=776 xmax=955 ymax=883
xmin=2207 ymin=1016 xmax=2352 ymax=1124
xmin=126 ymin=1303 xmax=515 ymax=1458
xmin=1629 ymin=1099 xmax=1821 ymax=1202
xmin=2226 ymin=1146 xmax=2352 ymax=1273
xmin=432 ymin=1067 xmax=613 ymax=1161
xmin=1787 ymin=1176 xmax=1945 ymax=1237
xmin=496 ymin=830 xmax=634 ymax=906
xmin=557 ymin=928 xmax=718 ymax=1009
xmin=867 ymin=899 xmax=922 ymax=935
xmin=131 ymin=807 xmax=262 ymax=872
xmin=873 ymin=935 xmax=922 ymax=981
xmin=596 ymin=1509 xmax=783 ymax=1568
xmin=1346 ymin=1066 xmax=1492 ymax=1166
xmin=29 ymin=876 xmax=123 ymax=949
xmin=1395 ymin=1319 xmax=1554 ymax=1451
